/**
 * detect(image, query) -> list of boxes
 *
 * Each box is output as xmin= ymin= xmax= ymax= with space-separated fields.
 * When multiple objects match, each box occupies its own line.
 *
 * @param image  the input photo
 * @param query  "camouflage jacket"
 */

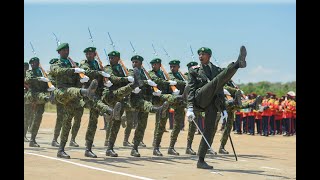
xmin=49 ymin=58 xmax=81 ymax=88
xmin=148 ymin=69 xmax=170 ymax=94
xmin=104 ymin=63 xmax=130 ymax=91
xmin=187 ymin=61 xmax=224 ymax=109
xmin=128 ymin=68 xmax=153 ymax=100
xmin=168 ymin=71 xmax=186 ymax=95
xmin=79 ymin=59 xmax=105 ymax=95
xmin=25 ymin=68 xmax=49 ymax=92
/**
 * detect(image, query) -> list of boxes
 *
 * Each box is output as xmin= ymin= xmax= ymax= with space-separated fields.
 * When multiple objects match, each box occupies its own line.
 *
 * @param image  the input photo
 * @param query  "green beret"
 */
xmin=186 ymin=61 xmax=198 ymax=68
xmin=24 ymin=62 xmax=29 ymax=66
xmin=108 ymin=51 xmax=120 ymax=57
xmin=56 ymin=43 xmax=69 ymax=51
xmin=169 ymin=59 xmax=180 ymax=65
xmin=29 ymin=57 xmax=39 ymax=64
xmin=131 ymin=55 xmax=144 ymax=62
xmin=150 ymin=58 xmax=162 ymax=64
xmin=83 ymin=47 xmax=96 ymax=53
xmin=197 ymin=47 xmax=212 ymax=56
xmin=49 ymin=58 xmax=59 ymax=64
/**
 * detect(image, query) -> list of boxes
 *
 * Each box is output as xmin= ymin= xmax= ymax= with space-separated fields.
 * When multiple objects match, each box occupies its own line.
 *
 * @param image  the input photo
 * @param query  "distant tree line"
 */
xmin=237 ymin=81 xmax=296 ymax=97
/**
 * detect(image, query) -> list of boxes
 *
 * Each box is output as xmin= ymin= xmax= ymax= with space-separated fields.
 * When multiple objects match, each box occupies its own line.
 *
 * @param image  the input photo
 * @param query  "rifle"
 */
xmin=87 ymin=27 xmax=109 ymax=83
xmin=29 ymin=42 xmax=55 ymax=90
xmin=52 ymin=33 xmax=86 ymax=79
xmin=129 ymin=41 xmax=159 ymax=92
xmin=152 ymin=44 xmax=178 ymax=93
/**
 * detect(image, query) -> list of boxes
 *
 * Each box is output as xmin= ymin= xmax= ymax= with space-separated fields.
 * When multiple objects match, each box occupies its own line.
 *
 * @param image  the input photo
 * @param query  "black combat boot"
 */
xmin=130 ymin=144 xmax=141 ymax=157
xmin=234 ymin=46 xmax=247 ymax=69
xmin=138 ymin=141 xmax=147 ymax=147
xmin=234 ymin=90 xmax=243 ymax=106
xmin=106 ymin=142 xmax=118 ymax=157
xmin=153 ymin=147 xmax=163 ymax=156
xmin=168 ymin=140 xmax=179 ymax=155
xmin=29 ymin=135 xmax=40 ymax=147
xmin=69 ymin=138 xmax=79 ymax=147
xmin=206 ymin=148 xmax=217 ymax=155
xmin=57 ymin=142 xmax=70 ymax=159
xmin=130 ymin=67 xmax=144 ymax=88
xmin=24 ymin=136 xmax=30 ymax=142
xmin=218 ymin=145 xmax=229 ymax=154
xmin=185 ymin=141 xmax=196 ymax=155
xmin=84 ymin=141 xmax=97 ymax=158
xmin=80 ymin=79 xmax=98 ymax=99
xmin=197 ymin=157 xmax=213 ymax=169
xmin=123 ymin=133 xmax=133 ymax=147
xmin=51 ymin=135 xmax=60 ymax=147
xmin=151 ymin=101 xmax=169 ymax=119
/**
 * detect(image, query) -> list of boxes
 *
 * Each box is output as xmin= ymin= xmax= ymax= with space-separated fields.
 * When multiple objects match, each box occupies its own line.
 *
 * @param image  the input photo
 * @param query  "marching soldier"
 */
xmin=186 ymin=46 xmax=247 ymax=169
xmin=80 ymin=47 xmax=122 ymax=158
xmin=25 ymin=57 xmax=52 ymax=147
xmin=24 ymin=62 xmax=34 ymax=142
xmin=50 ymin=43 xmax=98 ymax=159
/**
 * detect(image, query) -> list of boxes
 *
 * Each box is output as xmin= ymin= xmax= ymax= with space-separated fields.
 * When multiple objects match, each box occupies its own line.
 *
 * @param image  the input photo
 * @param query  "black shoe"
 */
xmin=139 ymin=141 xmax=147 ymax=147
xmin=206 ymin=149 xmax=217 ymax=155
xmin=186 ymin=147 xmax=196 ymax=155
xmin=153 ymin=148 xmax=163 ymax=156
xmin=69 ymin=140 xmax=79 ymax=147
xmin=130 ymin=149 xmax=141 ymax=157
xmin=29 ymin=140 xmax=40 ymax=147
xmin=123 ymin=141 xmax=133 ymax=147
xmin=197 ymin=161 xmax=213 ymax=169
xmin=106 ymin=149 xmax=118 ymax=157
xmin=235 ymin=46 xmax=247 ymax=68
xmin=85 ymin=150 xmax=97 ymax=158
xmin=132 ymin=67 xmax=144 ymax=88
xmin=57 ymin=150 xmax=70 ymax=159
xmin=51 ymin=140 xmax=60 ymax=147
xmin=24 ymin=137 xmax=30 ymax=142
xmin=168 ymin=148 xmax=180 ymax=155
xmin=219 ymin=148 xmax=229 ymax=154
xmin=234 ymin=132 xmax=242 ymax=134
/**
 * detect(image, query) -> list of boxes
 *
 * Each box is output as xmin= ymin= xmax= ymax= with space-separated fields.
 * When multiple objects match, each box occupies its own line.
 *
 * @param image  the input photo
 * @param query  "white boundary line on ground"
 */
xmin=24 ymin=151 xmax=154 ymax=180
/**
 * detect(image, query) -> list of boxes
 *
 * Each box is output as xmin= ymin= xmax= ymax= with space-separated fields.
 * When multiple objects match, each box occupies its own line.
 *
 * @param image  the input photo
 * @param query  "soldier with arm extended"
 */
xmin=186 ymin=46 xmax=247 ymax=169
xmin=50 ymin=43 xmax=98 ymax=159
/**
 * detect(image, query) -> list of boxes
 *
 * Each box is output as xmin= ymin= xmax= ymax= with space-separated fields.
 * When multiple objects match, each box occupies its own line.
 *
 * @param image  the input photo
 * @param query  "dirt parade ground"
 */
xmin=24 ymin=112 xmax=296 ymax=180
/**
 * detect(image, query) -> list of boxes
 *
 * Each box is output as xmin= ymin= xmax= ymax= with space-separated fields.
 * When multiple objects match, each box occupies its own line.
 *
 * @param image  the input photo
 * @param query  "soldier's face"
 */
xmin=199 ymin=52 xmax=211 ymax=65
xmin=109 ymin=56 xmax=119 ymax=65
xmin=152 ymin=63 xmax=161 ymax=71
xmin=132 ymin=60 xmax=142 ymax=68
xmin=170 ymin=65 xmax=179 ymax=73
xmin=86 ymin=51 xmax=96 ymax=61
xmin=58 ymin=48 xmax=69 ymax=59
xmin=30 ymin=61 xmax=39 ymax=69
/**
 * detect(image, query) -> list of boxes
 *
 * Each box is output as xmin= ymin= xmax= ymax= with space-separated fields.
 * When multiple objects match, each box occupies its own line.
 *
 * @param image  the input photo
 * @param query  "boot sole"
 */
xmin=113 ymin=102 xmax=122 ymax=121
xmin=238 ymin=46 xmax=247 ymax=68
xmin=87 ymin=79 xmax=98 ymax=99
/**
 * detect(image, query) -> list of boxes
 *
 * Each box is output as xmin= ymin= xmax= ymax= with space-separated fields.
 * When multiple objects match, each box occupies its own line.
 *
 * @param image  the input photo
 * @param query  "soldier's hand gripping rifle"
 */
xmin=29 ymin=42 xmax=55 ymax=91
xmin=52 ymin=33 xmax=87 ymax=80
xmin=88 ymin=27 xmax=110 ymax=84
xmin=152 ymin=44 xmax=179 ymax=94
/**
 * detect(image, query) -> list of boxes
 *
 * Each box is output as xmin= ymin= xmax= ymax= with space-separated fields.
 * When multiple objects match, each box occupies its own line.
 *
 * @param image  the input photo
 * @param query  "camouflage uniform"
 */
xmin=24 ymin=62 xmax=50 ymax=147
xmin=24 ymin=63 xmax=34 ymax=141
xmin=148 ymin=67 xmax=184 ymax=155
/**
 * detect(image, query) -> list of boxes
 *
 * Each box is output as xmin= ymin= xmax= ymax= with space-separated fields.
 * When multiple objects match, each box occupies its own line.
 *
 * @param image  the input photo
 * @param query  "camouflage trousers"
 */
xmin=132 ymin=112 xmax=149 ymax=148
xmin=85 ymin=99 xmax=112 ymax=143
xmin=123 ymin=111 xmax=136 ymax=142
xmin=186 ymin=111 xmax=202 ymax=145
xmin=24 ymin=91 xmax=48 ymax=104
xmin=29 ymin=104 xmax=45 ymax=140
xmin=24 ymin=102 xmax=34 ymax=137
xmin=53 ymin=102 xmax=64 ymax=140
xmin=169 ymin=106 xmax=186 ymax=147
xmin=53 ymin=87 xmax=81 ymax=105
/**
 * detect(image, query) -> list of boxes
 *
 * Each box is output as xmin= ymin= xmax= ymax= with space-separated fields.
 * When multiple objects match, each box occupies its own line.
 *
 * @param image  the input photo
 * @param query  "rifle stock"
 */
xmin=67 ymin=57 xmax=85 ymax=78
xmin=39 ymin=63 xmax=53 ymax=88
xmin=160 ymin=64 xmax=178 ymax=92
xmin=95 ymin=51 xmax=109 ymax=83
xmin=141 ymin=65 xmax=159 ymax=92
